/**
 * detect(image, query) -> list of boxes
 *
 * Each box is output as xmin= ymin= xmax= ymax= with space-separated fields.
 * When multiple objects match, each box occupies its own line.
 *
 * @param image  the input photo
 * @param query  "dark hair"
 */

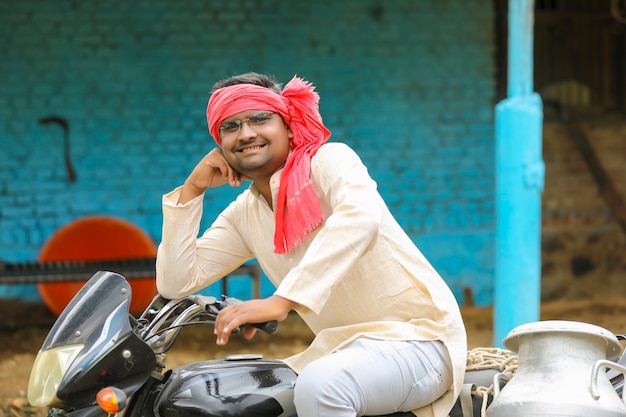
xmin=210 ymin=72 xmax=282 ymax=94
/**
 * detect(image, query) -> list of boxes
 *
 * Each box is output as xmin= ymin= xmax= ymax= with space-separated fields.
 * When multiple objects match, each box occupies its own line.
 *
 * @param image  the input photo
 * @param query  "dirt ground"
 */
xmin=3 ymin=298 xmax=626 ymax=416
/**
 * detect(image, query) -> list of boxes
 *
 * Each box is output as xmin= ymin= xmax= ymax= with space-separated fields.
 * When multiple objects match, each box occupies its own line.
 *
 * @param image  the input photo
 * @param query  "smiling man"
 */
xmin=156 ymin=73 xmax=467 ymax=417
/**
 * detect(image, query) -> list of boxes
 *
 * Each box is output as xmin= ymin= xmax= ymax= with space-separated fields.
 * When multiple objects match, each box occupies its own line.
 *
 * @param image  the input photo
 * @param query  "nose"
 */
xmin=237 ymin=120 xmax=257 ymax=138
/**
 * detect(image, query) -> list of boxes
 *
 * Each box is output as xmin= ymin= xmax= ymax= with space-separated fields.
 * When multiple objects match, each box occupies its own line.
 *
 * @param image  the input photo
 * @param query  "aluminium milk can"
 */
xmin=486 ymin=320 xmax=626 ymax=417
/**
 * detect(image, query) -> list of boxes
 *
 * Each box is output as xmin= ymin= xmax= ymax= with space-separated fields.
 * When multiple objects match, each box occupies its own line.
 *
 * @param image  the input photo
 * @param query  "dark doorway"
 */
xmin=496 ymin=0 xmax=626 ymax=114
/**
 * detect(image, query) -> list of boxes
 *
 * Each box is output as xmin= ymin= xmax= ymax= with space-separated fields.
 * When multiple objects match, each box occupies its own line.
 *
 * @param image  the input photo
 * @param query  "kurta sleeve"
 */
xmin=274 ymin=143 xmax=385 ymax=314
xmin=156 ymin=186 xmax=253 ymax=299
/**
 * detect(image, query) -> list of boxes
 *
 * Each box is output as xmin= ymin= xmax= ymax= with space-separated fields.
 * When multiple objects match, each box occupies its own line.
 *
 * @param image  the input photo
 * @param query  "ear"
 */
xmin=287 ymin=126 xmax=294 ymax=139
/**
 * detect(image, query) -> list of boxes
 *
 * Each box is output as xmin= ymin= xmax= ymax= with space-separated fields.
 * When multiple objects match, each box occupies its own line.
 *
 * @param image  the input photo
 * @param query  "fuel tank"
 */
xmin=155 ymin=354 xmax=297 ymax=417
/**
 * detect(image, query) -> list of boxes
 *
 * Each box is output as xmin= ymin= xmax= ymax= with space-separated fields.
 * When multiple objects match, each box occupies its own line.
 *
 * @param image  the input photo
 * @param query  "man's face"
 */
xmin=219 ymin=109 xmax=292 ymax=181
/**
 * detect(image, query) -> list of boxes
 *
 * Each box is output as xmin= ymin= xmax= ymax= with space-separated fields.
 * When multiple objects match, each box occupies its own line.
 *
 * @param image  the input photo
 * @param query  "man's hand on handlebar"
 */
xmin=214 ymin=295 xmax=295 ymax=346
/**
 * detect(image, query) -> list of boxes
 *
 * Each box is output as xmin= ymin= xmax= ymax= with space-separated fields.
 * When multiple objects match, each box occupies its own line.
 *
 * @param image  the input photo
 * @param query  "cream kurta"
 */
xmin=156 ymin=142 xmax=467 ymax=417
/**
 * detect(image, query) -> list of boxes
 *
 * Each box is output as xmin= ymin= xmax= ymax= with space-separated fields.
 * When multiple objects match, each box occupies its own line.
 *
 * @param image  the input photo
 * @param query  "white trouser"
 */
xmin=293 ymin=338 xmax=452 ymax=417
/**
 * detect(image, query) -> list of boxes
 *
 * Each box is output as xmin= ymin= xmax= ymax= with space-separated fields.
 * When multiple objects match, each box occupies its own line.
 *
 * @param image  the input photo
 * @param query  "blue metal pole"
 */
xmin=507 ymin=0 xmax=535 ymax=97
xmin=493 ymin=0 xmax=544 ymax=346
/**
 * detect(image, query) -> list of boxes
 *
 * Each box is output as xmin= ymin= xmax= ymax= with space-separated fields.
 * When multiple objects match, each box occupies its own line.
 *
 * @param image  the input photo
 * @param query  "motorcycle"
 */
xmin=26 ymin=270 xmax=626 ymax=417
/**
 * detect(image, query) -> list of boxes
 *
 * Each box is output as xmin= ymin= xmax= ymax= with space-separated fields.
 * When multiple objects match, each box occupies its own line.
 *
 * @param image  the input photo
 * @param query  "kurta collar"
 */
xmin=249 ymin=168 xmax=283 ymax=210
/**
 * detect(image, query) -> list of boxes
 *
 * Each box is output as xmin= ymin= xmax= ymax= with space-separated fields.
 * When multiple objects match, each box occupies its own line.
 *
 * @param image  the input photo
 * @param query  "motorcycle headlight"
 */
xmin=27 ymin=344 xmax=84 ymax=407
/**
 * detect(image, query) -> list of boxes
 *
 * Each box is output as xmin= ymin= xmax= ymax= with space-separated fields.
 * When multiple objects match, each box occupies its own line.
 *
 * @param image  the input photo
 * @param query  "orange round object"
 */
xmin=38 ymin=215 xmax=157 ymax=316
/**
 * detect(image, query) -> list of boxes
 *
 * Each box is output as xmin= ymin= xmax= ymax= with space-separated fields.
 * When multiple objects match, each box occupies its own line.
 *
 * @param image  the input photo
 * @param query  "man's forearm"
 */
xmin=177 ymin=181 xmax=207 ymax=205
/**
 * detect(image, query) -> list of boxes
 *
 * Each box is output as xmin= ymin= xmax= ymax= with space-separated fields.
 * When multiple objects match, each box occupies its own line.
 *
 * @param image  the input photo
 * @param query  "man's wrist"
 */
xmin=178 ymin=181 xmax=207 ymax=204
xmin=184 ymin=181 xmax=208 ymax=194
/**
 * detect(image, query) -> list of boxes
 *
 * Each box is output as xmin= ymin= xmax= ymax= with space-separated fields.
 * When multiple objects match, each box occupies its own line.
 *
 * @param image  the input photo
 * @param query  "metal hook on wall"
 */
xmin=39 ymin=115 xmax=77 ymax=183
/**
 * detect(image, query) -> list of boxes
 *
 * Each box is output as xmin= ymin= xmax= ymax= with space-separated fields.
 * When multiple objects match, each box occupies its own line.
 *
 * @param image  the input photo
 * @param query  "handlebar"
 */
xmin=138 ymin=293 xmax=278 ymax=353
xmin=207 ymin=295 xmax=278 ymax=335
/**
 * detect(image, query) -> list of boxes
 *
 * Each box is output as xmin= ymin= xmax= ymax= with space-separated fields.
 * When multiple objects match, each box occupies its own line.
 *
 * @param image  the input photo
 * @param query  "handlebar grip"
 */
xmin=250 ymin=320 xmax=278 ymax=335
xmin=208 ymin=295 xmax=280 ymax=335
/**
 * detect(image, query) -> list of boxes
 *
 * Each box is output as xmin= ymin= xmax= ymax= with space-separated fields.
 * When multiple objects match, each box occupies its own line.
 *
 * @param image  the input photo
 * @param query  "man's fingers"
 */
xmin=215 ymin=307 xmax=243 ymax=345
xmin=204 ymin=155 xmax=243 ymax=187
xmin=243 ymin=326 xmax=257 ymax=340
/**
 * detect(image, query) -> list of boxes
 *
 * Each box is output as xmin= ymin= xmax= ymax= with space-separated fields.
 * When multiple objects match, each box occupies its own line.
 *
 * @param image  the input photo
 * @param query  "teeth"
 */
xmin=241 ymin=145 xmax=263 ymax=153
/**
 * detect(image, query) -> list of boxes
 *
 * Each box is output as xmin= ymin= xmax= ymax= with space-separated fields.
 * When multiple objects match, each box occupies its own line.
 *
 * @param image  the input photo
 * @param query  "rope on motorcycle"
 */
xmin=466 ymin=347 xmax=518 ymax=417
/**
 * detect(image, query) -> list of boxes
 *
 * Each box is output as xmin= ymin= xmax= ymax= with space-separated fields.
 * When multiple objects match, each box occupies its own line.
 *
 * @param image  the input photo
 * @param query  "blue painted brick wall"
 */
xmin=0 ymin=0 xmax=496 ymax=305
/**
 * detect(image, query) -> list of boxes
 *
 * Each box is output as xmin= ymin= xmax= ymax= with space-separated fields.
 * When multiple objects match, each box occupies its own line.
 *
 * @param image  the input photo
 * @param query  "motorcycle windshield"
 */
xmin=32 ymin=270 xmax=156 ymax=409
xmin=40 ymin=270 xmax=134 ymax=351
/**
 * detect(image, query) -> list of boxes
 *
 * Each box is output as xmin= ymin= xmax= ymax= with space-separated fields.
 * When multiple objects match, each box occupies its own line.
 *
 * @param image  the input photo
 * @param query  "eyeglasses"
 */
xmin=218 ymin=112 xmax=277 ymax=136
